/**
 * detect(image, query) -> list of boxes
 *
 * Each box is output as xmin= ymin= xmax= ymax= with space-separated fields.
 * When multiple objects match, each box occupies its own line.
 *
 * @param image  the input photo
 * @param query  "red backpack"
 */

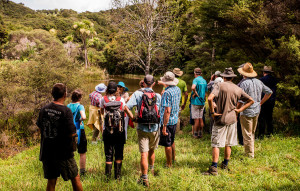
xmin=137 ymin=90 xmax=160 ymax=124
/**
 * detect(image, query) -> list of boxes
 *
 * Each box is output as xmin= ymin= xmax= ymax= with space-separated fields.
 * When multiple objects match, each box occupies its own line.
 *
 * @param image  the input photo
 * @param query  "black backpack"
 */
xmin=137 ymin=90 xmax=160 ymax=125
xmin=103 ymin=96 xmax=124 ymax=134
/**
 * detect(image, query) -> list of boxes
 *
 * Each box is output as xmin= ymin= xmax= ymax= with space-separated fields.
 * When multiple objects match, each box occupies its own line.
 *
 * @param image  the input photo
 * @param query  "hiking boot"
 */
xmin=80 ymin=169 xmax=86 ymax=176
xmin=138 ymin=177 xmax=149 ymax=187
xmin=220 ymin=163 xmax=230 ymax=171
xmin=105 ymin=163 xmax=112 ymax=180
xmin=114 ymin=162 xmax=122 ymax=180
xmin=202 ymin=166 xmax=218 ymax=176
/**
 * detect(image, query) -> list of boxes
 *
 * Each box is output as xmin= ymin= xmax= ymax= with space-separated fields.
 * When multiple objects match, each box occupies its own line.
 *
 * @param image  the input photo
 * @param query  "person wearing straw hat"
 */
xmin=159 ymin=71 xmax=181 ymax=168
xmin=191 ymin=68 xmax=207 ymax=138
xmin=203 ymin=68 xmax=254 ymax=175
xmin=258 ymin=66 xmax=278 ymax=138
xmin=87 ymin=83 xmax=107 ymax=144
xmin=237 ymin=63 xmax=272 ymax=158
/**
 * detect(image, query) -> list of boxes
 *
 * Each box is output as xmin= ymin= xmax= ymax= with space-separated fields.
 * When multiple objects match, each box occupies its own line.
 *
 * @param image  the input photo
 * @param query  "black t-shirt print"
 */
xmin=36 ymin=102 xmax=76 ymax=161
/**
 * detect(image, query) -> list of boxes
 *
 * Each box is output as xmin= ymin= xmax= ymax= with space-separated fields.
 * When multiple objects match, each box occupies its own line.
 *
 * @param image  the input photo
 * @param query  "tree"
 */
xmin=0 ymin=15 xmax=8 ymax=58
xmin=72 ymin=20 xmax=97 ymax=68
xmin=112 ymin=0 xmax=171 ymax=75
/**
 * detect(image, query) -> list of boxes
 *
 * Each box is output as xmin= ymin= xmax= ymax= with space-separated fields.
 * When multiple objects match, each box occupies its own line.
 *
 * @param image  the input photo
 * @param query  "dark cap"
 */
xmin=144 ymin=75 xmax=155 ymax=85
xmin=107 ymin=81 xmax=118 ymax=94
xmin=194 ymin=68 xmax=202 ymax=75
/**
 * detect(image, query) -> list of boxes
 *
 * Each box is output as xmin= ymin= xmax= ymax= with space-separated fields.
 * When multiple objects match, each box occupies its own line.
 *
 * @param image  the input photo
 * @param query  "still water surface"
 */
xmin=86 ymin=75 xmax=164 ymax=95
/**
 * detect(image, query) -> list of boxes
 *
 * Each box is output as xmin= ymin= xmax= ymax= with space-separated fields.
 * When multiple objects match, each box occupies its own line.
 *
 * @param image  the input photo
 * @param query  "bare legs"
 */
xmin=212 ymin=146 xmax=231 ymax=163
xmin=47 ymin=174 xmax=83 ymax=191
xmin=79 ymin=153 xmax=86 ymax=170
xmin=194 ymin=118 xmax=204 ymax=137
xmin=165 ymin=143 xmax=175 ymax=167
xmin=140 ymin=149 xmax=155 ymax=175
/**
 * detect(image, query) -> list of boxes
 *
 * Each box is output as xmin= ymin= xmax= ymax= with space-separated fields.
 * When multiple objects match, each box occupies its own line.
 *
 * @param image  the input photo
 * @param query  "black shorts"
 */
xmin=159 ymin=124 xmax=177 ymax=147
xmin=42 ymin=158 xmax=78 ymax=181
xmin=104 ymin=141 xmax=124 ymax=162
xmin=77 ymin=129 xmax=87 ymax=154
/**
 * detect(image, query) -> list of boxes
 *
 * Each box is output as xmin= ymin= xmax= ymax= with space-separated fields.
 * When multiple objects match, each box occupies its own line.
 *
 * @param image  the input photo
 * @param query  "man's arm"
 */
xmin=234 ymin=98 xmax=254 ymax=113
xmin=181 ymin=91 xmax=188 ymax=110
xmin=236 ymin=102 xmax=243 ymax=109
xmin=162 ymin=107 xmax=171 ymax=136
xmin=191 ymin=84 xmax=199 ymax=98
xmin=207 ymin=93 xmax=222 ymax=119
xmin=260 ymin=82 xmax=273 ymax=105
xmin=124 ymin=106 xmax=134 ymax=119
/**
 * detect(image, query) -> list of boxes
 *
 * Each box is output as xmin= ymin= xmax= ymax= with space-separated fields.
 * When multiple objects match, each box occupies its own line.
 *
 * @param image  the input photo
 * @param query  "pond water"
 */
xmin=86 ymin=75 xmax=164 ymax=95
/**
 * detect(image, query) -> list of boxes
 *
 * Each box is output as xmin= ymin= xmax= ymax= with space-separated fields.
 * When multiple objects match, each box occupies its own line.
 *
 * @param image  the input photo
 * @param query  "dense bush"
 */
xmin=0 ymin=29 xmax=82 ymax=147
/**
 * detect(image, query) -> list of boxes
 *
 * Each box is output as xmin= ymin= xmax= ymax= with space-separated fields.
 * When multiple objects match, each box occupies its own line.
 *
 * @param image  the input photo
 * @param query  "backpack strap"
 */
xmin=116 ymin=96 xmax=123 ymax=110
xmin=104 ymin=96 xmax=109 ymax=103
xmin=73 ymin=104 xmax=80 ymax=122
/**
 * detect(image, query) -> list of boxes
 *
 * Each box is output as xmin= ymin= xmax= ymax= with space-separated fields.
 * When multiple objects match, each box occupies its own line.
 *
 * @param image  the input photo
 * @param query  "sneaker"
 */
xmin=202 ymin=166 xmax=218 ymax=176
xmin=137 ymin=177 xmax=149 ymax=187
xmin=220 ymin=163 xmax=230 ymax=171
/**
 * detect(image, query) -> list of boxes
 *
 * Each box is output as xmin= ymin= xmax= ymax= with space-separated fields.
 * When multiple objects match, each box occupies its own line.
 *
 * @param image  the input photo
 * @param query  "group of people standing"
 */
xmin=36 ymin=64 xmax=277 ymax=190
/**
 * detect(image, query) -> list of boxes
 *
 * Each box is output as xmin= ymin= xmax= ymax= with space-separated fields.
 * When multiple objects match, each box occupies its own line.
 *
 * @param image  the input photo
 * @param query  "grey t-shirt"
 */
xmin=212 ymin=81 xmax=252 ymax=126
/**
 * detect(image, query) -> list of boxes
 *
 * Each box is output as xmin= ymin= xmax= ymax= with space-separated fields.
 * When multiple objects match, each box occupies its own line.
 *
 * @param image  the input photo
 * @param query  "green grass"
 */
xmin=0 ymin=126 xmax=299 ymax=191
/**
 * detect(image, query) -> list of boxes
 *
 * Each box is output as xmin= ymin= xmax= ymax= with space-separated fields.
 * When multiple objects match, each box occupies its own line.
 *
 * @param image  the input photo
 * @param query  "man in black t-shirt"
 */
xmin=36 ymin=83 xmax=83 ymax=191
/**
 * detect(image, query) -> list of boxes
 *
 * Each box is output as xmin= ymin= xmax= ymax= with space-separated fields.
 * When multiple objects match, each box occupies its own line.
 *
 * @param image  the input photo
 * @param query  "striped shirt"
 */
xmin=89 ymin=91 xmax=103 ymax=107
xmin=160 ymin=86 xmax=181 ymax=125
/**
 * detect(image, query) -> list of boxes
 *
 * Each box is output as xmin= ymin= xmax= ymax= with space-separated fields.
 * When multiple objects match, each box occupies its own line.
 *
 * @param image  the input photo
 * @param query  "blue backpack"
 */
xmin=73 ymin=105 xmax=81 ymax=144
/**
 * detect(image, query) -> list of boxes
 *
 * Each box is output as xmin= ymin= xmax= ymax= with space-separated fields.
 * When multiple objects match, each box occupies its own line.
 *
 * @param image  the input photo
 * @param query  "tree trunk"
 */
xmin=84 ymin=43 xmax=88 ymax=68
xmin=145 ymin=41 xmax=151 ymax=75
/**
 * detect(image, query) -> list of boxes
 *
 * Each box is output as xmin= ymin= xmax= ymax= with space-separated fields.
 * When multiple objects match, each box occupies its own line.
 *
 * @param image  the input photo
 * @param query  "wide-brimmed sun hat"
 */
xmin=262 ymin=66 xmax=274 ymax=73
xmin=95 ymin=83 xmax=107 ymax=93
xmin=117 ymin=81 xmax=129 ymax=91
xmin=173 ymin=68 xmax=183 ymax=77
xmin=220 ymin=67 xmax=237 ymax=77
xmin=160 ymin=71 xmax=179 ymax=86
xmin=237 ymin=62 xmax=257 ymax=78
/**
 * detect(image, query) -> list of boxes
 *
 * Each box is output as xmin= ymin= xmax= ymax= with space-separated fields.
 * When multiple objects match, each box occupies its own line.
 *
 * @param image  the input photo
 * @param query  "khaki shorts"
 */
xmin=211 ymin=122 xmax=238 ymax=148
xmin=191 ymin=105 xmax=204 ymax=119
xmin=137 ymin=130 xmax=160 ymax=153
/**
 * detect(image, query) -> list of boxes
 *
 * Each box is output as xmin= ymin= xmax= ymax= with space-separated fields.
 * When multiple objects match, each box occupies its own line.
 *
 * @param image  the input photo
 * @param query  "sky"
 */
xmin=11 ymin=0 xmax=112 ymax=12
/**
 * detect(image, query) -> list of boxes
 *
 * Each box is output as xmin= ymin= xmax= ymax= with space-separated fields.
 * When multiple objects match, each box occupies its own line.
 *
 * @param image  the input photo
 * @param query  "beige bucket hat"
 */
xmin=160 ymin=71 xmax=179 ymax=86
xmin=172 ymin=68 xmax=183 ymax=76
xmin=262 ymin=66 xmax=274 ymax=73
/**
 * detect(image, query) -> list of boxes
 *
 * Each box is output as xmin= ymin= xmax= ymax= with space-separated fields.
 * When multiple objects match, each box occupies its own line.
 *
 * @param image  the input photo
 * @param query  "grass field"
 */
xmin=0 ymin=125 xmax=299 ymax=191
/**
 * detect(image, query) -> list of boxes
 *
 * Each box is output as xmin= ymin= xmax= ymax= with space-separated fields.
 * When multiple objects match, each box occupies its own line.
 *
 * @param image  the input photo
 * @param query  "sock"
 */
xmin=223 ymin=159 xmax=229 ymax=166
xmin=141 ymin=174 xmax=148 ymax=179
xmin=149 ymin=165 xmax=154 ymax=170
xmin=211 ymin=162 xmax=218 ymax=168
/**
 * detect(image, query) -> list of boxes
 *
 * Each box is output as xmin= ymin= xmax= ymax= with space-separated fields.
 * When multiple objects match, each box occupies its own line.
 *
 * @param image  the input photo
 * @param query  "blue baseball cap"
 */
xmin=117 ymin=81 xmax=129 ymax=92
xmin=95 ymin=83 xmax=107 ymax=93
